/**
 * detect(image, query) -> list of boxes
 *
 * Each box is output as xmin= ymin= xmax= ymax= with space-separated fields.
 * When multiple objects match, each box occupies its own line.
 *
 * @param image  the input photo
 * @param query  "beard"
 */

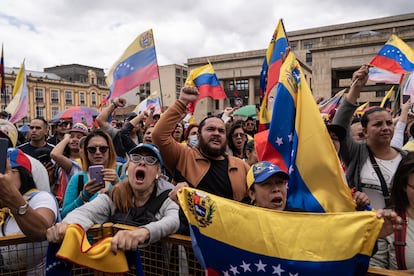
xmin=198 ymin=136 xmax=226 ymax=158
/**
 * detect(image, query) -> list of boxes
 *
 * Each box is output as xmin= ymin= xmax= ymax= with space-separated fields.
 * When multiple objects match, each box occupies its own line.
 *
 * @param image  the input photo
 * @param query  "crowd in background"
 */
xmin=0 ymin=65 xmax=412 ymax=273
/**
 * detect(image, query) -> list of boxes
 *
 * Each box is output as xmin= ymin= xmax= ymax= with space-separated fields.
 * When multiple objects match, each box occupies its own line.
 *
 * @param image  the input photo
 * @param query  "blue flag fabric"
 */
xmin=178 ymin=187 xmax=383 ymax=276
xmin=255 ymin=52 xmax=355 ymax=212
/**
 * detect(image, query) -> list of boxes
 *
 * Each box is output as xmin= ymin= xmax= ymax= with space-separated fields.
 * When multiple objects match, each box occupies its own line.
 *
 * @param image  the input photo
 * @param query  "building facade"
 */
xmin=2 ymin=13 xmax=413 ymax=125
xmin=183 ymin=12 xmax=414 ymax=121
xmin=2 ymin=64 xmax=109 ymax=125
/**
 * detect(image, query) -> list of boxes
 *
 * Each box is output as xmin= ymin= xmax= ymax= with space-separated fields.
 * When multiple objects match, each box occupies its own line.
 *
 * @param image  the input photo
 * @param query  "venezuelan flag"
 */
xmin=5 ymin=61 xmax=28 ymax=124
xmin=370 ymin=34 xmax=414 ymax=74
xmin=178 ymin=188 xmax=383 ymax=276
xmin=185 ymin=62 xmax=227 ymax=101
xmin=255 ymin=52 xmax=355 ymax=212
xmin=258 ymin=19 xmax=289 ymax=131
xmin=380 ymin=86 xmax=395 ymax=108
xmin=103 ymin=29 xmax=159 ymax=105
xmin=319 ymin=89 xmax=345 ymax=115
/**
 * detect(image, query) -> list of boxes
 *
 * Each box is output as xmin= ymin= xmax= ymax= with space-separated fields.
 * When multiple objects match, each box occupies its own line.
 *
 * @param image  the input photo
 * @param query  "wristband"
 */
xmin=81 ymin=190 xmax=91 ymax=202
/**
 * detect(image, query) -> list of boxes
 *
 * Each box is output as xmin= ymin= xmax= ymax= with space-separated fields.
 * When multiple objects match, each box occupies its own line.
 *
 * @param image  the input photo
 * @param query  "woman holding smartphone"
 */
xmin=61 ymin=129 xmax=122 ymax=218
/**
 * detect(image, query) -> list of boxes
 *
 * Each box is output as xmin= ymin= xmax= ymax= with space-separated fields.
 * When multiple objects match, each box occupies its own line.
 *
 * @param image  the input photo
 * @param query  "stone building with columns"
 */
xmin=160 ymin=12 xmax=414 ymax=122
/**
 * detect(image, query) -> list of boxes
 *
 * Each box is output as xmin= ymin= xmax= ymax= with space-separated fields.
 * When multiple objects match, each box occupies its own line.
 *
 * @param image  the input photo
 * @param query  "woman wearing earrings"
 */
xmin=47 ymin=143 xmax=179 ymax=253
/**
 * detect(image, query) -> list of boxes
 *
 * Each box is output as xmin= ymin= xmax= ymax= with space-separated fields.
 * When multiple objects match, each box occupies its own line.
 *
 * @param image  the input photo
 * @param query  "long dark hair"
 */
xmin=18 ymin=166 xmax=37 ymax=195
xmin=390 ymin=152 xmax=414 ymax=214
xmin=227 ymin=120 xmax=247 ymax=158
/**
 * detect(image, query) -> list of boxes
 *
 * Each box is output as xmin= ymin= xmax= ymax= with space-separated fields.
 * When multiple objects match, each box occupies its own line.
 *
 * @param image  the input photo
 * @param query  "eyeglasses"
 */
xmin=87 ymin=146 xmax=109 ymax=154
xmin=245 ymin=122 xmax=255 ymax=126
xmin=232 ymin=133 xmax=246 ymax=138
xmin=129 ymin=154 xmax=158 ymax=165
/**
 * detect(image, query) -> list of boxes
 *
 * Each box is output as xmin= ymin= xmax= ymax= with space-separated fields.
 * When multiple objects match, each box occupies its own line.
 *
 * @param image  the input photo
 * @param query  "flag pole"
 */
xmin=1 ymin=44 xmax=6 ymax=107
xmin=152 ymin=31 xmax=163 ymax=109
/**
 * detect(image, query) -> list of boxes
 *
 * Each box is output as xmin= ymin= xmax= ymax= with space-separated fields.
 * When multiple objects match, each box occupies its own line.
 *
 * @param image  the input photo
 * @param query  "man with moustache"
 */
xmin=152 ymin=86 xmax=249 ymax=234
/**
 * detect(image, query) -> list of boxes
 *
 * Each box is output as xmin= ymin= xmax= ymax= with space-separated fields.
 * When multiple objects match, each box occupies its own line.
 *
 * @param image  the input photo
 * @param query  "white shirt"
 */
xmin=360 ymin=154 xmax=402 ymax=209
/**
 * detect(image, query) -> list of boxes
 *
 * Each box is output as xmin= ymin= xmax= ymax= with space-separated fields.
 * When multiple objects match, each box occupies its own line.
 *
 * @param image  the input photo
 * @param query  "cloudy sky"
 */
xmin=1 ymin=0 xmax=414 ymax=72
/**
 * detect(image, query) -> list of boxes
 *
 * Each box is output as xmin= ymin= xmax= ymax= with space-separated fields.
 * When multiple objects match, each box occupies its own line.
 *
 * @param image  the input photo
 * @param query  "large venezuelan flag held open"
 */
xmin=255 ymin=52 xmax=356 ymax=212
xmin=178 ymin=187 xmax=383 ymax=276
xmin=103 ymin=29 xmax=159 ymax=105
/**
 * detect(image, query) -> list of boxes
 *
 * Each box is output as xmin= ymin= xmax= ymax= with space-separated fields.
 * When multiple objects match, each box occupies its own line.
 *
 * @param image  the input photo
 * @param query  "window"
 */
xmin=51 ymin=106 xmax=59 ymax=118
xmin=176 ymin=68 xmax=181 ymax=75
xmin=91 ymin=91 xmax=97 ymax=105
xmin=36 ymin=106 xmax=44 ymax=118
xmin=176 ymin=77 xmax=181 ymax=83
xmin=79 ymin=92 xmax=86 ymax=105
xmin=183 ymin=70 xmax=187 ymax=78
xmin=5 ymin=85 xmax=11 ymax=102
xmin=306 ymin=52 xmax=312 ymax=66
xmin=51 ymin=89 xmax=59 ymax=103
xmin=215 ymin=100 xmax=220 ymax=110
xmin=303 ymin=41 xmax=313 ymax=49
xmin=35 ymin=87 xmax=44 ymax=102
xmin=376 ymin=91 xmax=386 ymax=98
xmin=65 ymin=91 xmax=73 ymax=105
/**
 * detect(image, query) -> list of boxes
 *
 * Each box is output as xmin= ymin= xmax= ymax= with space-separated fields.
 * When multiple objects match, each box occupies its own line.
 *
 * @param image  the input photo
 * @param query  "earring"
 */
xmin=156 ymin=174 xmax=159 ymax=180
xmin=125 ymin=171 xmax=128 ymax=176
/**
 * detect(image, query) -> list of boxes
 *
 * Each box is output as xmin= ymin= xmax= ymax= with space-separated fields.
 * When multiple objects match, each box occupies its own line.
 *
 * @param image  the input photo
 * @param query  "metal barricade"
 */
xmin=0 ymin=224 xmax=410 ymax=275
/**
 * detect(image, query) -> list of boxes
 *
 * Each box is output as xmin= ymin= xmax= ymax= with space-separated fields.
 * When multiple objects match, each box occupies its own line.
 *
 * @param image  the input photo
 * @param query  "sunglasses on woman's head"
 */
xmin=86 ymin=146 xmax=109 ymax=154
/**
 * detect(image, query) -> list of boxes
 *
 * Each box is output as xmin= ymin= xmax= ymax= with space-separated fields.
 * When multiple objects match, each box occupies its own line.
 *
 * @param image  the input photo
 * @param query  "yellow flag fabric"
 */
xmin=56 ymin=224 xmax=128 ymax=273
xmin=178 ymin=187 xmax=383 ymax=275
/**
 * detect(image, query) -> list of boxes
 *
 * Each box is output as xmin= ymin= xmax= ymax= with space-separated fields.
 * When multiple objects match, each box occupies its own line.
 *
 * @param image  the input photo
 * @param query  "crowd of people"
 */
xmin=0 ymin=64 xmax=412 ymax=274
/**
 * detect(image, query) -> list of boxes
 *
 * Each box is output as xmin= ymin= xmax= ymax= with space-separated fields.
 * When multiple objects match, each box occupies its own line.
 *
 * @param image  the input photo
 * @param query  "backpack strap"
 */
xmin=394 ymin=211 xmax=407 ymax=270
xmin=77 ymin=174 xmax=85 ymax=195
xmin=146 ymin=189 xmax=171 ymax=216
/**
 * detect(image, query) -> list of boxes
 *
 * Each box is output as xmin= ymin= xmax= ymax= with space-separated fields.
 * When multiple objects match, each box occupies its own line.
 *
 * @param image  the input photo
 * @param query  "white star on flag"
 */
xmin=240 ymin=261 xmax=251 ymax=272
xmin=288 ymin=133 xmax=293 ymax=142
xmin=276 ymin=137 xmax=283 ymax=146
xmin=272 ymin=264 xmax=285 ymax=275
xmin=229 ymin=264 xmax=239 ymax=275
xmin=255 ymin=260 xmax=267 ymax=272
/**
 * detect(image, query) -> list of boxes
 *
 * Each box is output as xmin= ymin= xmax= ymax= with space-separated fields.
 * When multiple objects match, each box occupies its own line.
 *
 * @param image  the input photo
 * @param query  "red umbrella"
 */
xmin=50 ymin=106 xmax=99 ymax=125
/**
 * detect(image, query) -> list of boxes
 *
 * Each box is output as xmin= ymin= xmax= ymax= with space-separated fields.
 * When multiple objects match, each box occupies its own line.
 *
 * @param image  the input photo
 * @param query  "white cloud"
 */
xmin=1 ymin=0 xmax=413 ymax=71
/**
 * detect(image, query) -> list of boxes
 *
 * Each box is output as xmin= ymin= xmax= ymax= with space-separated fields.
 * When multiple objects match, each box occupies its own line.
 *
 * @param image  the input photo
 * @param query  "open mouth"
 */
xmin=135 ymin=170 xmax=145 ymax=181
xmin=271 ymin=196 xmax=283 ymax=204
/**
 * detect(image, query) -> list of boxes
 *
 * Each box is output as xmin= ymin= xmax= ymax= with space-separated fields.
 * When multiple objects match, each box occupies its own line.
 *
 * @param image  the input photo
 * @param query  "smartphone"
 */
xmin=0 ymin=138 xmax=8 ymax=174
xmin=38 ymin=153 xmax=51 ymax=165
xmin=88 ymin=165 xmax=104 ymax=187
xmin=403 ymin=94 xmax=411 ymax=104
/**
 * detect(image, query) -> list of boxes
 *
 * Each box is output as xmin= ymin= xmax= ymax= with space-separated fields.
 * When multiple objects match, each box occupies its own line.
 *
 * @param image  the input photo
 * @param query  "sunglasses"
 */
xmin=87 ymin=146 xmax=109 ymax=154
xmin=357 ymin=132 xmax=365 ymax=138
xmin=129 ymin=154 xmax=158 ymax=165
xmin=232 ymin=133 xmax=246 ymax=138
